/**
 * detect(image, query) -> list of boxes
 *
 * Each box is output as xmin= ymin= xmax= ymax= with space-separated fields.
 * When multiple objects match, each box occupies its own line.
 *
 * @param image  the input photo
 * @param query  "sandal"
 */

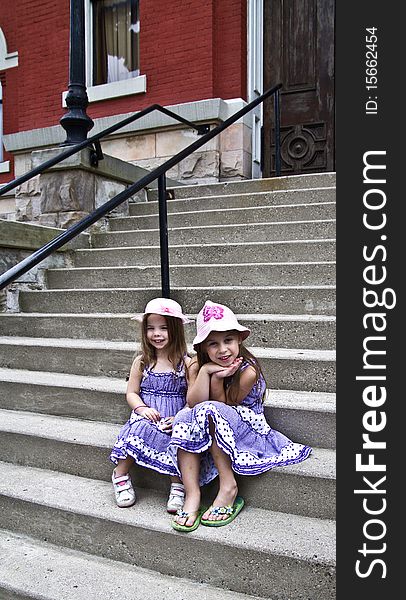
xmin=201 ymin=496 xmax=245 ymax=527
xmin=112 ymin=471 xmax=136 ymax=508
xmin=166 ymin=483 xmax=185 ymax=514
xmin=171 ymin=508 xmax=203 ymax=532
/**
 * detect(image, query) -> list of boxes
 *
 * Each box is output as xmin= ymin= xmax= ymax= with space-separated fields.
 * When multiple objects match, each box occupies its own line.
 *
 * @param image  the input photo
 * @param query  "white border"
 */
xmin=0 ymin=28 xmax=18 ymax=70
xmin=62 ymin=74 xmax=147 ymax=106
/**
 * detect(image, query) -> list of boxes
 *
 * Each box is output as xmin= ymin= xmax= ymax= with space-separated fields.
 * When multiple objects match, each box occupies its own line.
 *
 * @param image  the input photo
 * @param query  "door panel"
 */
xmin=263 ymin=0 xmax=335 ymax=176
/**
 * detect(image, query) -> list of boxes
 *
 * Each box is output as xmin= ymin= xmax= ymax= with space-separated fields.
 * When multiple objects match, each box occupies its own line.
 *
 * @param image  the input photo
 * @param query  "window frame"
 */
xmin=81 ymin=0 xmax=146 ymax=103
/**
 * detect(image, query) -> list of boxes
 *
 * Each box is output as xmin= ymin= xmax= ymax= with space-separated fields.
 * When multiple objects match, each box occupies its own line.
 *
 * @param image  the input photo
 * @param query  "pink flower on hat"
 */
xmin=203 ymin=304 xmax=224 ymax=322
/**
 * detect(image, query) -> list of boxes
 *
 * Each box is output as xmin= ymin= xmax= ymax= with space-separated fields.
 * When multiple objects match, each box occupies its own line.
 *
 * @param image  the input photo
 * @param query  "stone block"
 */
xmin=156 ymin=128 xmax=218 ymax=157
xmin=220 ymin=122 xmax=252 ymax=153
xmin=102 ymin=134 xmax=156 ymax=162
xmin=15 ymin=194 xmax=42 ymax=222
xmin=57 ymin=211 xmax=91 ymax=229
xmin=37 ymin=213 xmax=59 ymax=228
xmin=95 ymin=177 xmax=129 ymax=217
xmin=131 ymin=157 xmax=179 ymax=181
xmin=178 ymin=150 xmax=219 ymax=182
xmin=39 ymin=172 xmax=95 ymax=214
xmin=15 ymin=176 xmax=41 ymax=197
xmin=14 ymin=153 xmax=33 ymax=178
xmin=220 ymin=149 xmax=252 ymax=179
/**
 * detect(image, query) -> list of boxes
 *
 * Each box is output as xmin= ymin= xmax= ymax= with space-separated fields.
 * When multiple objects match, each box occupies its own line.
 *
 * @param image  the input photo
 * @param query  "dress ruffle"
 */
xmin=168 ymin=365 xmax=312 ymax=486
xmin=110 ymin=361 xmax=187 ymax=475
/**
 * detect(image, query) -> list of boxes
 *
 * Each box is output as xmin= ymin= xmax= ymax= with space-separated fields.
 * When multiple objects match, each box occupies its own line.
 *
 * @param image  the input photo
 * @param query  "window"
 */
xmin=92 ymin=0 xmax=140 ymax=86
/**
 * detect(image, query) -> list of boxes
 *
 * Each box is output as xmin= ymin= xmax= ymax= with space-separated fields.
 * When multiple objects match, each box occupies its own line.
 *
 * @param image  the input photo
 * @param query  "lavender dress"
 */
xmin=168 ymin=362 xmax=312 ymax=486
xmin=110 ymin=361 xmax=187 ymax=475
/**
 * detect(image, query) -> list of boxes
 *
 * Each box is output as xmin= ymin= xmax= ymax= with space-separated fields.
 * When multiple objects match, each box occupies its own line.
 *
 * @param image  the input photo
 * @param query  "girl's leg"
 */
xmin=113 ymin=455 xmax=134 ymax=477
xmin=173 ymin=449 xmax=201 ymax=527
xmin=202 ymin=418 xmax=238 ymax=522
xmin=170 ymin=475 xmax=182 ymax=484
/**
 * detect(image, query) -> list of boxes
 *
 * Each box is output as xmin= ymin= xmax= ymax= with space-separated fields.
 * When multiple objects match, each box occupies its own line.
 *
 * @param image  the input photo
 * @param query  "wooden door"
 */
xmin=262 ymin=0 xmax=335 ymax=176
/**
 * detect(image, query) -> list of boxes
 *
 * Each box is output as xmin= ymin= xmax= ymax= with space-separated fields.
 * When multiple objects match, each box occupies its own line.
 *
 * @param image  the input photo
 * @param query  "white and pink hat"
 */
xmin=192 ymin=300 xmax=250 ymax=347
xmin=131 ymin=298 xmax=192 ymax=324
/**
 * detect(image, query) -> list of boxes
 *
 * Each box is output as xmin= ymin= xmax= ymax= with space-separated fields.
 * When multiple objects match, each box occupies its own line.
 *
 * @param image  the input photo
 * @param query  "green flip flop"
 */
xmin=201 ymin=496 xmax=245 ymax=527
xmin=171 ymin=508 xmax=203 ymax=533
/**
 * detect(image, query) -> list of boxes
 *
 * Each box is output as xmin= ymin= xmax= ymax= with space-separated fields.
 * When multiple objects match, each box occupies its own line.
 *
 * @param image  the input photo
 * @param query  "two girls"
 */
xmin=110 ymin=297 xmax=312 ymax=531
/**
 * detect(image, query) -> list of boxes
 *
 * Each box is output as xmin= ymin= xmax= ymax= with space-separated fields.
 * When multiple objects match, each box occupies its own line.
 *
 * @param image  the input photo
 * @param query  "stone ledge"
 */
xmin=30 ymin=149 xmax=180 ymax=189
xmin=3 ymin=98 xmax=251 ymax=154
xmin=0 ymin=219 xmax=90 ymax=251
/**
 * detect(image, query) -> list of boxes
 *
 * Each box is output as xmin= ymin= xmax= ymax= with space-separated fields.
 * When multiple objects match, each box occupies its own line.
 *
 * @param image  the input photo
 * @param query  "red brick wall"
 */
xmin=213 ymin=0 xmax=247 ymax=100
xmin=0 ymin=0 xmax=247 ymax=174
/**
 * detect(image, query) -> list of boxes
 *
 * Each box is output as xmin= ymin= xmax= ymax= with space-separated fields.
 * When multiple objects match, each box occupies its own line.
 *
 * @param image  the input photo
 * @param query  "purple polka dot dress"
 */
xmin=110 ymin=361 xmax=187 ymax=476
xmin=167 ymin=362 xmax=312 ymax=486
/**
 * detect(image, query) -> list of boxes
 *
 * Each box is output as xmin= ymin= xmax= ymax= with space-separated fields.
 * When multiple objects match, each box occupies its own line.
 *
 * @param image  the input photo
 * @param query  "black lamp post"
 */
xmin=60 ymin=0 xmax=94 ymax=145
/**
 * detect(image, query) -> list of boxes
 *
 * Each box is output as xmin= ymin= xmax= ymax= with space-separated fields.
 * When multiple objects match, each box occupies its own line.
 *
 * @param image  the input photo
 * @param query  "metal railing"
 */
xmin=0 ymin=83 xmax=282 ymax=294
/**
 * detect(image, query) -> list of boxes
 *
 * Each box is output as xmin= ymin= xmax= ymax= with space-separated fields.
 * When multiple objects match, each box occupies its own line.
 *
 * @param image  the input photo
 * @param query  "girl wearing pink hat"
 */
xmin=110 ymin=298 xmax=192 ymax=512
xmin=169 ymin=300 xmax=312 ymax=532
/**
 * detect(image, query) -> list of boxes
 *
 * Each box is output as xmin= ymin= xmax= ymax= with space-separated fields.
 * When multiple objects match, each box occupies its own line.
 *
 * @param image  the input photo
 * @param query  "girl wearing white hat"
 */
xmin=110 ymin=298 xmax=192 ymax=512
xmin=169 ymin=300 xmax=312 ymax=532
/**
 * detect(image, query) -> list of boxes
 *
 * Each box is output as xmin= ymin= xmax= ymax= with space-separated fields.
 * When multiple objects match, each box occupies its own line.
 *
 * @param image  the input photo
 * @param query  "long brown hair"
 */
xmin=194 ymin=331 xmax=266 ymax=405
xmin=138 ymin=314 xmax=188 ymax=372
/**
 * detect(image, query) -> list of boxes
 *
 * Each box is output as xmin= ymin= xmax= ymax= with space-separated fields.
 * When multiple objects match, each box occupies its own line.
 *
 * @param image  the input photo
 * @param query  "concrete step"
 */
xmin=0 ymin=409 xmax=335 ymax=519
xmin=0 ymin=370 xmax=335 ymax=448
xmin=147 ymin=172 xmax=336 ymax=200
xmin=130 ymin=187 xmax=336 ymax=215
xmin=0 ymin=312 xmax=336 ymax=349
xmin=91 ymin=219 xmax=336 ymax=247
xmin=0 ymin=462 xmax=336 ymax=599
xmin=17 ymin=286 xmax=336 ymax=315
xmin=0 ymin=338 xmax=336 ymax=392
xmin=0 ymin=528 xmax=265 ymax=600
xmin=45 ymin=262 xmax=336 ymax=290
xmin=113 ymin=202 xmax=336 ymax=230
xmin=73 ymin=239 xmax=336 ymax=267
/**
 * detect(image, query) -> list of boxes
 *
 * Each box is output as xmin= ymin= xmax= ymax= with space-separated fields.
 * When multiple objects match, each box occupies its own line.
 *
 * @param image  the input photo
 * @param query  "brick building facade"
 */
xmin=0 ymin=0 xmax=251 ymax=200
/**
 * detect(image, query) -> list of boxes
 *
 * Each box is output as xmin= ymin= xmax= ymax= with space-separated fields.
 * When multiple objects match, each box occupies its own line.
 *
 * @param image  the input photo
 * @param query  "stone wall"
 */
xmin=101 ymin=121 xmax=252 ymax=185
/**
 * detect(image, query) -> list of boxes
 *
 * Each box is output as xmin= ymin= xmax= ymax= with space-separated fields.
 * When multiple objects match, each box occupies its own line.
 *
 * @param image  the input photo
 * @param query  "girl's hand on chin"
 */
xmin=213 ymin=357 xmax=243 ymax=379
xmin=203 ymin=362 xmax=227 ymax=375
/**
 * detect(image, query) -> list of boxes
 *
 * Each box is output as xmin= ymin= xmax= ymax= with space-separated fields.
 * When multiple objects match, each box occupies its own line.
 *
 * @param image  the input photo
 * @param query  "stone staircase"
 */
xmin=0 ymin=172 xmax=336 ymax=599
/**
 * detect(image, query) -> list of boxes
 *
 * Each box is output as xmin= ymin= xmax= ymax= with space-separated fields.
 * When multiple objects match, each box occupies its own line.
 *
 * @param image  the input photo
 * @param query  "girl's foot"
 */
xmin=172 ymin=490 xmax=201 ymax=528
xmin=202 ymin=483 xmax=238 ymax=522
xmin=112 ymin=471 xmax=136 ymax=507
xmin=166 ymin=482 xmax=185 ymax=514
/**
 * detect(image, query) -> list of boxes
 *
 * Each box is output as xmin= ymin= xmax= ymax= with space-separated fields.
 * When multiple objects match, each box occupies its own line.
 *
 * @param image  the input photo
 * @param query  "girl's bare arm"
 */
xmin=126 ymin=356 xmax=160 ymax=421
xmin=225 ymin=364 xmax=258 ymax=406
xmin=186 ymin=359 xmax=226 ymax=407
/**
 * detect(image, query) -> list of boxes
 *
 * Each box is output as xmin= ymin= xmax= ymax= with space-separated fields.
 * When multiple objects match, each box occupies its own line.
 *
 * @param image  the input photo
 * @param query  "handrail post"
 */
xmin=60 ymin=0 xmax=94 ymax=145
xmin=158 ymin=173 xmax=170 ymax=298
xmin=274 ymin=88 xmax=281 ymax=176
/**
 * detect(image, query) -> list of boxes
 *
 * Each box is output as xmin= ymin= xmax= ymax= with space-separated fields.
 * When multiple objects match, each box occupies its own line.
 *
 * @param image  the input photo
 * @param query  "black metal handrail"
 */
xmin=0 ymin=83 xmax=282 ymax=293
xmin=0 ymin=105 xmax=209 ymax=198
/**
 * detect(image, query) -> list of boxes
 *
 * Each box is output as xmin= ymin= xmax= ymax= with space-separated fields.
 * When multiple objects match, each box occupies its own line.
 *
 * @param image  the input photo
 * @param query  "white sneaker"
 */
xmin=166 ymin=483 xmax=185 ymax=514
xmin=112 ymin=471 xmax=136 ymax=508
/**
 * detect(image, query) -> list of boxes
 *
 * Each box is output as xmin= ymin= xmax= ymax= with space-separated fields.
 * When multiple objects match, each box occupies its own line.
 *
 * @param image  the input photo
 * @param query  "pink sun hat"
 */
xmin=193 ymin=300 xmax=250 ymax=347
xmin=131 ymin=298 xmax=192 ymax=324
